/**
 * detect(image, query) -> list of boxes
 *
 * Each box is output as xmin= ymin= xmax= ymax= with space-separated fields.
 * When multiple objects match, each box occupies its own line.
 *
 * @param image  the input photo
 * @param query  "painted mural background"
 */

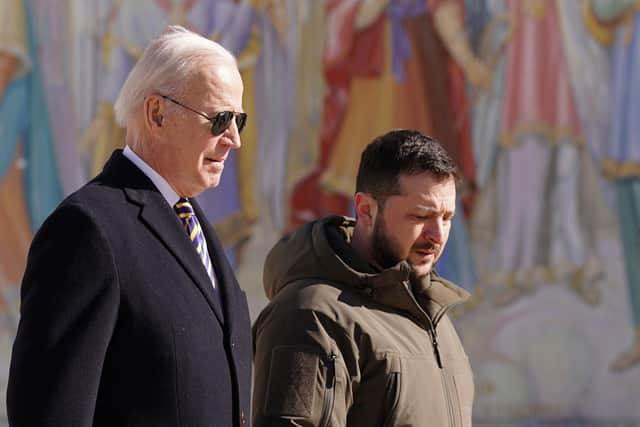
xmin=1 ymin=0 xmax=640 ymax=425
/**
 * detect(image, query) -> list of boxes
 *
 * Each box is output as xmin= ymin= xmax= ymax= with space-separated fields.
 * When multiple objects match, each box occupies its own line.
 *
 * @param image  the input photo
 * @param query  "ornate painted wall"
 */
xmin=1 ymin=0 xmax=639 ymax=425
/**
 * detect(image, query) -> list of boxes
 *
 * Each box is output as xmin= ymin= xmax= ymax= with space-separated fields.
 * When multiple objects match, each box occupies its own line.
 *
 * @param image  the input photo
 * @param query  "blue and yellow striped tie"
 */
xmin=174 ymin=198 xmax=216 ymax=288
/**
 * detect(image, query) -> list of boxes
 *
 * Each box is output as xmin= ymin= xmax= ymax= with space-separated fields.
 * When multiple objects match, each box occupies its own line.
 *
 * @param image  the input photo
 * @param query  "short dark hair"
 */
xmin=355 ymin=129 xmax=458 ymax=207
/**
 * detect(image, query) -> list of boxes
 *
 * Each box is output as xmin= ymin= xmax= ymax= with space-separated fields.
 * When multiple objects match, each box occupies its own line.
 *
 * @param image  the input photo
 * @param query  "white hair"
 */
xmin=114 ymin=25 xmax=237 ymax=128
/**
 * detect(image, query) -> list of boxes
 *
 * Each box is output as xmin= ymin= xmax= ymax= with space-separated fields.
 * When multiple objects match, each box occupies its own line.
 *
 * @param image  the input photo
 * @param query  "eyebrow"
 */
xmin=413 ymin=205 xmax=455 ymax=216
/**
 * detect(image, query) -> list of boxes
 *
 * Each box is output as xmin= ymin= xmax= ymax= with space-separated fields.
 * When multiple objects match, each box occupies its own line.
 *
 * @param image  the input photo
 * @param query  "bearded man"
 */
xmin=252 ymin=129 xmax=474 ymax=426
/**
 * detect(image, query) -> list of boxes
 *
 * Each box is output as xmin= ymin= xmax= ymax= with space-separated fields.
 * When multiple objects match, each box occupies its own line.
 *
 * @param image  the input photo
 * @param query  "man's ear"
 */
xmin=144 ymin=95 xmax=164 ymax=132
xmin=354 ymin=192 xmax=378 ymax=227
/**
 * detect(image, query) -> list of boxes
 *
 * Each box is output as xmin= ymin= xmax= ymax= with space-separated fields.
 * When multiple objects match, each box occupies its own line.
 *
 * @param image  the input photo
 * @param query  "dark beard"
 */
xmin=371 ymin=214 xmax=441 ymax=282
xmin=372 ymin=214 xmax=403 ymax=269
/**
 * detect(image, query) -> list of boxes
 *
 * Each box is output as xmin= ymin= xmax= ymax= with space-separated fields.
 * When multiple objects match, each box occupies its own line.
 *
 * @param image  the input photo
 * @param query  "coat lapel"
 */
xmin=192 ymin=199 xmax=240 ymax=332
xmin=100 ymin=150 xmax=225 ymax=325
xmin=135 ymin=195 xmax=225 ymax=325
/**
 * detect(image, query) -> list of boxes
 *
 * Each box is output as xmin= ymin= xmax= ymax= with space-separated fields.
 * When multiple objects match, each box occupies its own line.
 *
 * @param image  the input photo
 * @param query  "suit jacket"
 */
xmin=7 ymin=150 xmax=252 ymax=426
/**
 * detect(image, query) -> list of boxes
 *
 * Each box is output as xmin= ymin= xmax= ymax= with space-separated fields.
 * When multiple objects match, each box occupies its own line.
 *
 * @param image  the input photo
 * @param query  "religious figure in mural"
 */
xmin=584 ymin=0 xmax=640 ymax=371
xmin=0 ymin=0 xmax=63 ymax=313
xmin=252 ymin=0 xmax=308 ymax=233
xmin=283 ymin=0 xmax=325 ymax=219
xmin=288 ymin=0 xmax=491 ymax=291
xmin=0 ymin=0 xmax=31 ymax=309
xmin=0 ymin=0 xmax=63 ymax=412
xmin=471 ymin=0 xmax=610 ymax=307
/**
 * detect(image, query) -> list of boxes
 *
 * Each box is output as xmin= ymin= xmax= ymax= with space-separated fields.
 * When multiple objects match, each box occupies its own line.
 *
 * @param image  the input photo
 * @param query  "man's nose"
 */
xmin=222 ymin=119 xmax=242 ymax=148
xmin=422 ymin=219 xmax=445 ymax=243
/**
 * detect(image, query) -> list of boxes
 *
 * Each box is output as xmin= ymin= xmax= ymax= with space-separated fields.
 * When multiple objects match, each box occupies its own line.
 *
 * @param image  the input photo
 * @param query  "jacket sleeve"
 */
xmin=7 ymin=203 xmax=120 ymax=426
xmin=252 ymin=303 xmax=358 ymax=427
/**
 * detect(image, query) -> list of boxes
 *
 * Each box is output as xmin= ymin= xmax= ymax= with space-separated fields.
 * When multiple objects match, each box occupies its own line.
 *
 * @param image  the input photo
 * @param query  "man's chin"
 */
xmin=203 ymin=173 xmax=222 ymax=189
xmin=409 ymin=264 xmax=433 ymax=281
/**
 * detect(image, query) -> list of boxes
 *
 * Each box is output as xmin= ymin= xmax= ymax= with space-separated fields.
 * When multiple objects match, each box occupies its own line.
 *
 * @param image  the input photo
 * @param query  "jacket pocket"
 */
xmin=379 ymin=372 xmax=401 ymax=427
xmin=319 ymin=352 xmax=337 ymax=427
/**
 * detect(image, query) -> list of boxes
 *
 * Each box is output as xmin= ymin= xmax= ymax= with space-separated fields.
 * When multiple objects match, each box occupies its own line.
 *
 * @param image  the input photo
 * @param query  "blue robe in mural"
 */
xmin=0 ymin=0 xmax=62 ymax=231
xmin=604 ymin=6 xmax=640 ymax=368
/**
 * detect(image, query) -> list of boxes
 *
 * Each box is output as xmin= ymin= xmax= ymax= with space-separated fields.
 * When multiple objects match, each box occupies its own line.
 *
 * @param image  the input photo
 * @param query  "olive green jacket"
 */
xmin=252 ymin=216 xmax=474 ymax=426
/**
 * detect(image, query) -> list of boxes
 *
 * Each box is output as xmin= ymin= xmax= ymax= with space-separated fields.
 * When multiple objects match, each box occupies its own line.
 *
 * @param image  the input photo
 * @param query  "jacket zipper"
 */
xmin=400 ymin=281 xmax=464 ymax=426
xmin=399 ymin=281 xmax=444 ymax=369
xmin=379 ymin=372 xmax=401 ymax=427
xmin=431 ymin=328 xmax=443 ymax=369
xmin=319 ymin=352 xmax=337 ymax=427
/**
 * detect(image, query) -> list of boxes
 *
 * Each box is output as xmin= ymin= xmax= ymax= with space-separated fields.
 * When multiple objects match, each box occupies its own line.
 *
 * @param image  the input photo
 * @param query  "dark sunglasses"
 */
xmin=161 ymin=95 xmax=247 ymax=136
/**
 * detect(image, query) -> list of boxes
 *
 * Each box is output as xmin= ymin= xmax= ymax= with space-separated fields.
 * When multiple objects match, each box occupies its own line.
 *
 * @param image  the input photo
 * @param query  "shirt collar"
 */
xmin=123 ymin=145 xmax=181 ymax=207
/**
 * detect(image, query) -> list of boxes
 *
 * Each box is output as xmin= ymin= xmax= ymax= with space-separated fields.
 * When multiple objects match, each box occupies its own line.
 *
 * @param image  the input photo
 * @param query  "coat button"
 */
xmin=240 ymin=411 xmax=246 ymax=425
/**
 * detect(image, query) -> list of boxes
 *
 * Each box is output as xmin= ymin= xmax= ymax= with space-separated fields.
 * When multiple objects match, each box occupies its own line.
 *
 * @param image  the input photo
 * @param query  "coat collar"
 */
xmin=317 ymin=216 xmax=470 ymax=326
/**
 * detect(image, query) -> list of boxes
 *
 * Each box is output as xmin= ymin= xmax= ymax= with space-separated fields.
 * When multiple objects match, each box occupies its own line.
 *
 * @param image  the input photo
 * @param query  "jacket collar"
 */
xmin=317 ymin=216 xmax=469 ymax=326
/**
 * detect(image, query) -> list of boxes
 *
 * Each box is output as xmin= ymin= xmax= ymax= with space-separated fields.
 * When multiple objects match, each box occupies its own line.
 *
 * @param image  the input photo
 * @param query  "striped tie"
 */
xmin=174 ymin=198 xmax=216 ymax=288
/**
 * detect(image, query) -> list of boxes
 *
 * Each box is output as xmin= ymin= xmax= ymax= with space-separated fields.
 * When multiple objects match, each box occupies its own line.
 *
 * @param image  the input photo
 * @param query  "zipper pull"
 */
xmin=327 ymin=353 xmax=337 ymax=388
xmin=432 ymin=334 xmax=443 ymax=369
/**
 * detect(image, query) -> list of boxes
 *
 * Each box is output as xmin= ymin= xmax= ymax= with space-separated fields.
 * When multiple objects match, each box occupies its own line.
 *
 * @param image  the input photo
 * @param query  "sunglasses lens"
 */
xmin=211 ymin=111 xmax=248 ymax=135
xmin=236 ymin=113 xmax=247 ymax=133
xmin=211 ymin=111 xmax=234 ymax=136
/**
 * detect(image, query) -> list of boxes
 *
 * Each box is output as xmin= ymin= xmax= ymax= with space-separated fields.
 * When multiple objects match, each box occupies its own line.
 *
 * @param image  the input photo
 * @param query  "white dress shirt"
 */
xmin=123 ymin=145 xmax=180 ymax=207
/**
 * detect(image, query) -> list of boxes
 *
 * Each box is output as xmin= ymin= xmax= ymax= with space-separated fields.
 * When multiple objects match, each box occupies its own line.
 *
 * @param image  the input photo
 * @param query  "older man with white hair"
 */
xmin=7 ymin=26 xmax=252 ymax=426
